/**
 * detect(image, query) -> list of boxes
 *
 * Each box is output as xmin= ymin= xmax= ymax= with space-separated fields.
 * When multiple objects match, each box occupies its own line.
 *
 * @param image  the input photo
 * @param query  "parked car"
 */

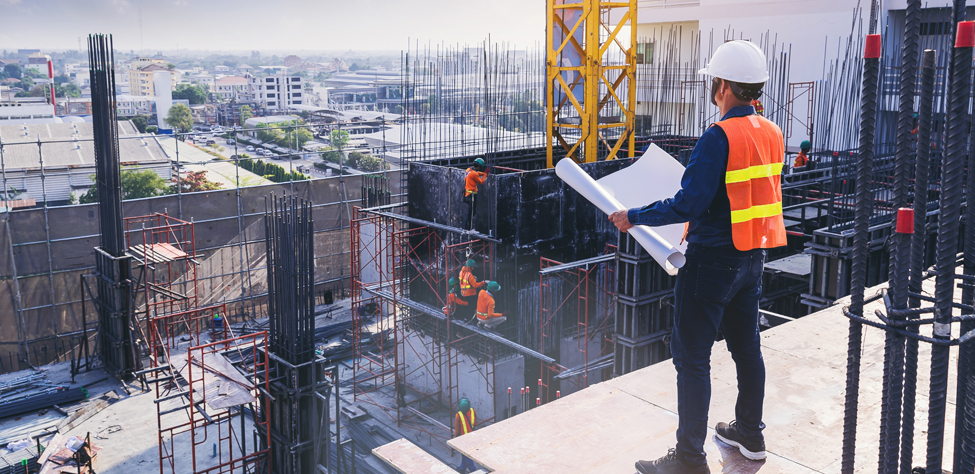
xmin=246 ymin=146 xmax=255 ymax=152
xmin=226 ymin=139 xmax=235 ymax=145
xmin=206 ymin=139 xmax=216 ymax=146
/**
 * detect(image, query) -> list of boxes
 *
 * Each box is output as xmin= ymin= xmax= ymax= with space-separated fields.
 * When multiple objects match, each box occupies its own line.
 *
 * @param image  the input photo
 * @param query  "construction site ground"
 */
xmin=447 ymin=276 xmax=960 ymax=474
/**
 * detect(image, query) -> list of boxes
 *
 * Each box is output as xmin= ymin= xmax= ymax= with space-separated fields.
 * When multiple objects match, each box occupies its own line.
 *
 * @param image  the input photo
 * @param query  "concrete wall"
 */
xmin=0 ymin=171 xmax=403 ymax=373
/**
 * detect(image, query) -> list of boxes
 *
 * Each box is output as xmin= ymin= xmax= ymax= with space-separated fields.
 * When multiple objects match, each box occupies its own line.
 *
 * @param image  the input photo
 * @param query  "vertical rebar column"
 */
xmin=928 ymin=21 xmax=974 ymax=474
xmin=880 ymin=4 xmax=922 ymax=471
xmin=842 ymin=33 xmax=881 ymax=474
xmin=904 ymin=48 xmax=937 ymax=474
xmin=954 ymin=24 xmax=975 ymax=474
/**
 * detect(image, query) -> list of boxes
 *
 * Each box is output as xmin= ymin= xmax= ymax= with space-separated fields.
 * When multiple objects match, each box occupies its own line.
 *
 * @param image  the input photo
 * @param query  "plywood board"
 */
xmin=372 ymin=438 xmax=456 ymax=474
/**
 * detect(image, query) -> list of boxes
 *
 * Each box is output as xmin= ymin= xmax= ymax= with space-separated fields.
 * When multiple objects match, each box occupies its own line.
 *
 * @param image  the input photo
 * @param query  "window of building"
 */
xmin=636 ymin=41 xmax=654 ymax=65
xmin=292 ymin=92 xmax=301 ymax=98
xmin=267 ymin=85 xmax=275 ymax=91
xmin=292 ymin=100 xmax=301 ymax=105
xmin=266 ymin=78 xmax=275 ymax=83
xmin=292 ymin=77 xmax=301 ymax=81
xmin=268 ymin=101 xmax=277 ymax=106
xmin=291 ymin=85 xmax=301 ymax=90
xmin=267 ymin=93 xmax=275 ymax=98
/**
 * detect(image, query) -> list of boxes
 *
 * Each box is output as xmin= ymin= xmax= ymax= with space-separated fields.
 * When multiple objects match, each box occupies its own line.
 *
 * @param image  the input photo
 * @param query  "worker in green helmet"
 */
xmin=463 ymin=158 xmax=488 ymax=230
xmin=794 ymin=140 xmax=811 ymax=170
xmin=443 ymin=277 xmax=469 ymax=317
xmin=476 ymin=281 xmax=506 ymax=329
xmin=454 ymin=397 xmax=478 ymax=473
xmin=458 ymin=258 xmax=486 ymax=311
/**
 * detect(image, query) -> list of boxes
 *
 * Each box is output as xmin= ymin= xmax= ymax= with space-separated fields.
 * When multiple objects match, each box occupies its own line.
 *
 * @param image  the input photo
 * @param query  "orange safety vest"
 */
xmin=713 ymin=115 xmax=787 ymax=251
xmin=794 ymin=151 xmax=808 ymax=168
xmin=456 ymin=409 xmax=476 ymax=435
xmin=444 ymin=292 xmax=468 ymax=316
xmin=465 ymin=168 xmax=486 ymax=195
xmin=459 ymin=267 xmax=483 ymax=297
xmin=476 ymin=290 xmax=501 ymax=320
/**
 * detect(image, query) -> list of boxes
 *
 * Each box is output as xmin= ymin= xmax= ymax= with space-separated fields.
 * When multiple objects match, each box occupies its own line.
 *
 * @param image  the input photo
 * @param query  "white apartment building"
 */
xmin=247 ymin=73 xmax=303 ymax=111
xmin=214 ymin=76 xmax=248 ymax=101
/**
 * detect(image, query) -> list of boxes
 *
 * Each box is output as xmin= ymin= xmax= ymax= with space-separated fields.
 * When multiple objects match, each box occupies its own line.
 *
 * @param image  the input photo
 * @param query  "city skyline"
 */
xmin=0 ymin=0 xmax=546 ymax=52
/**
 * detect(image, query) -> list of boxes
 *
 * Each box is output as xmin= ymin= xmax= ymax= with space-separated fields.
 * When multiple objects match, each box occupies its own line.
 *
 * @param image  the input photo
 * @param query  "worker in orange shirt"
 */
xmin=794 ymin=140 xmax=811 ymax=170
xmin=443 ymin=277 xmax=469 ymax=318
xmin=476 ymin=281 xmax=506 ymax=329
xmin=454 ymin=398 xmax=478 ymax=473
xmin=459 ymin=259 xmax=486 ymax=310
xmin=463 ymin=158 xmax=488 ymax=230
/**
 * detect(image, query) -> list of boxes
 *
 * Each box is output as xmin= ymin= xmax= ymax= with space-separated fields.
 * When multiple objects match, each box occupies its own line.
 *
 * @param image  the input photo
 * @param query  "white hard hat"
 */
xmin=698 ymin=40 xmax=769 ymax=83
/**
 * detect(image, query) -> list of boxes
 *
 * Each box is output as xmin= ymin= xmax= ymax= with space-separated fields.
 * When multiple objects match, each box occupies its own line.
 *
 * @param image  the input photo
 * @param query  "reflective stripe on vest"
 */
xmin=458 ymin=409 xmax=475 ymax=435
xmin=713 ymin=114 xmax=787 ymax=251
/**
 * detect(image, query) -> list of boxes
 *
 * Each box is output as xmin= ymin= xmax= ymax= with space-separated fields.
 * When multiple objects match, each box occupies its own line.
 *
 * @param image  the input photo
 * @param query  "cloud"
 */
xmin=0 ymin=0 xmax=22 ymax=5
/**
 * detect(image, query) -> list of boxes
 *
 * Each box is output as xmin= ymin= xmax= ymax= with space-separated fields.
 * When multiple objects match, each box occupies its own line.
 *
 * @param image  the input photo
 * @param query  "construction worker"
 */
xmin=443 ymin=277 xmax=469 ymax=317
xmin=463 ymin=158 xmax=488 ymax=230
xmin=794 ymin=140 xmax=811 ymax=170
xmin=476 ymin=281 xmax=506 ymax=329
xmin=609 ymin=40 xmax=784 ymax=474
xmin=458 ymin=259 xmax=486 ymax=311
xmin=454 ymin=398 xmax=478 ymax=473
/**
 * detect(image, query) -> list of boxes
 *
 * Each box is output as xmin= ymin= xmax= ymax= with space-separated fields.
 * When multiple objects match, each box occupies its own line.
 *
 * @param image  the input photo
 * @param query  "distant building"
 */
xmin=0 ymin=59 xmax=21 ymax=67
xmin=114 ymin=94 xmax=189 ymax=116
xmin=128 ymin=59 xmax=177 ymax=96
xmin=17 ymin=49 xmax=40 ymax=55
xmin=24 ymin=53 xmax=51 ymax=74
xmin=283 ymin=55 xmax=302 ymax=68
xmin=0 ymin=98 xmax=57 ymax=125
xmin=214 ymin=65 xmax=230 ymax=73
xmin=214 ymin=76 xmax=248 ymax=101
xmin=0 ymin=121 xmax=171 ymax=204
xmin=235 ymin=64 xmax=253 ymax=75
xmin=247 ymin=73 xmax=303 ymax=111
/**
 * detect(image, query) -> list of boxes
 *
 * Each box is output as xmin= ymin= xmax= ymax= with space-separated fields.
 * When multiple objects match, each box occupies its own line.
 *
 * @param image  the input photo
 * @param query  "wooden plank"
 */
xmin=372 ymin=438 xmax=455 ymax=474
xmin=171 ymin=352 xmax=256 ymax=410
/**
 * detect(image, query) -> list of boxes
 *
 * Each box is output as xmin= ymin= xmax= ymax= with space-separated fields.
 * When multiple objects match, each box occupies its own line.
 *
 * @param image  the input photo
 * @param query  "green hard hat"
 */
xmin=474 ymin=158 xmax=486 ymax=168
xmin=449 ymin=277 xmax=458 ymax=287
xmin=459 ymin=398 xmax=470 ymax=411
xmin=800 ymin=140 xmax=811 ymax=150
xmin=465 ymin=259 xmax=477 ymax=268
xmin=487 ymin=281 xmax=501 ymax=292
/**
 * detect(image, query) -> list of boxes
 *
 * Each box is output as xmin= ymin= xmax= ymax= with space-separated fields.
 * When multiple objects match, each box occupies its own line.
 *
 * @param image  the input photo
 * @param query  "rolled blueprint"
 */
xmin=555 ymin=158 xmax=686 ymax=275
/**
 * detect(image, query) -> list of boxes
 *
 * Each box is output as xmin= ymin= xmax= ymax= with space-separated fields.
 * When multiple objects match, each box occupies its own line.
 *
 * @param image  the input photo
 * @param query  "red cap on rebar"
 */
xmin=520 ymin=388 xmax=524 ymax=394
xmin=556 ymin=391 xmax=561 ymax=398
xmin=508 ymin=387 xmax=512 ymax=393
xmin=896 ymin=208 xmax=914 ymax=234
xmin=864 ymin=34 xmax=882 ymax=59
xmin=956 ymin=21 xmax=975 ymax=48
xmin=536 ymin=397 xmax=540 ymax=406
xmin=538 ymin=379 xmax=542 ymax=386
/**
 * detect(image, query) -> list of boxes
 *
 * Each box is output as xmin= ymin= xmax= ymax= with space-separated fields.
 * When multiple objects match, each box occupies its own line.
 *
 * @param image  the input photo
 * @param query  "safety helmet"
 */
xmin=448 ymin=277 xmax=457 ymax=287
xmin=487 ymin=281 xmax=501 ymax=292
xmin=698 ymin=40 xmax=769 ymax=83
xmin=474 ymin=158 xmax=486 ymax=168
xmin=459 ymin=398 xmax=470 ymax=411
xmin=800 ymin=140 xmax=811 ymax=151
xmin=465 ymin=259 xmax=477 ymax=268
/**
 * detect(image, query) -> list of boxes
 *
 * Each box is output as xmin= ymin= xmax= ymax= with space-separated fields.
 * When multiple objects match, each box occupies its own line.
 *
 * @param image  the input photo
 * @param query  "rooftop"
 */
xmin=0 ymin=121 xmax=169 ymax=171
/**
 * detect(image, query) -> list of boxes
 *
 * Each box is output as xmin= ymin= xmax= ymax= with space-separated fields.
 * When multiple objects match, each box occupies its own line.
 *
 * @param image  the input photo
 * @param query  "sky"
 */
xmin=0 ymin=0 xmax=546 ymax=54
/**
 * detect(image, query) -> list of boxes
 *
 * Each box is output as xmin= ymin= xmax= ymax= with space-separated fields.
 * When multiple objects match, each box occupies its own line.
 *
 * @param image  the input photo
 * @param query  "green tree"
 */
xmin=146 ymin=125 xmax=158 ymax=134
xmin=393 ymin=105 xmax=404 ymax=115
xmin=3 ymin=64 xmax=21 ymax=79
xmin=29 ymin=85 xmax=48 ymax=98
xmin=171 ymin=170 xmax=222 ymax=193
xmin=79 ymin=169 xmax=170 ymax=203
xmin=55 ymin=82 xmax=81 ymax=98
xmin=357 ymin=154 xmax=384 ymax=172
xmin=256 ymin=122 xmax=284 ymax=144
xmin=329 ymin=129 xmax=350 ymax=150
xmin=239 ymin=105 xmax=253 ymax=125
xmin=165 ymin=103 xmax=194 ymax=133
xmin=130 ymin=115 xmax=149 ymax=133
xmin=172 ymin=84 xmax=208 ymax=104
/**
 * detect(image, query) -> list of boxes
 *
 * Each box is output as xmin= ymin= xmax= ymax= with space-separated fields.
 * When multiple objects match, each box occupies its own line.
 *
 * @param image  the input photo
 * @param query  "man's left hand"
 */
xmin=609 ymin=210 xmax=634 ymax=233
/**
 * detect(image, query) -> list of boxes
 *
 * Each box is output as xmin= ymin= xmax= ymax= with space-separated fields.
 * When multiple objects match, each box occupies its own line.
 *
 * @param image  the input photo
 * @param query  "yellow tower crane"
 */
xmin=546 ymin=0 xmax=637 ymax=167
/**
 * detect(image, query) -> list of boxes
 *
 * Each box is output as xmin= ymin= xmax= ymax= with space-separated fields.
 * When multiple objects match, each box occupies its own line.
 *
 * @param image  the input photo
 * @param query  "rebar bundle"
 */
xmin=88 ymin=33 xmax=138 ymax=377
xmin=88 ymin=34 xmax=124 ymax=257
xmin=264 ymin=193 xmax=316 ymax=365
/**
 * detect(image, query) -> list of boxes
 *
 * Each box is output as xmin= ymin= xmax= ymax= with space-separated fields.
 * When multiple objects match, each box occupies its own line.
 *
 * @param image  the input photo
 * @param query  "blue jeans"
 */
xmin=672 ymin=243 xmax=767 ymax=467
xmin=459 ymin=454 xmax=477 ymax=472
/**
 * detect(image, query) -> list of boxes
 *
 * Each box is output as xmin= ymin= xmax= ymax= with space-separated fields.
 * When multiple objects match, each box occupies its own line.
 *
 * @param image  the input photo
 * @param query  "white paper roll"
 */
xmin=555 ymin=158 xmax=686 ymax=275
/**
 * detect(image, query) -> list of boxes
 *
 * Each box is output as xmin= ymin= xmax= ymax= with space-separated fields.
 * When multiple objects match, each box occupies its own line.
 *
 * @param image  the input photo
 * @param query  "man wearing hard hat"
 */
xmin=609 ymin=40 xmax=786 ymax=473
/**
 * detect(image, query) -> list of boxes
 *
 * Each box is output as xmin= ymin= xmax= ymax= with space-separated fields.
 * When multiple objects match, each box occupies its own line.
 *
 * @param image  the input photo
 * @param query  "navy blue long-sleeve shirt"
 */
xmin=626 ymin=105 xmax=757 ymax=246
